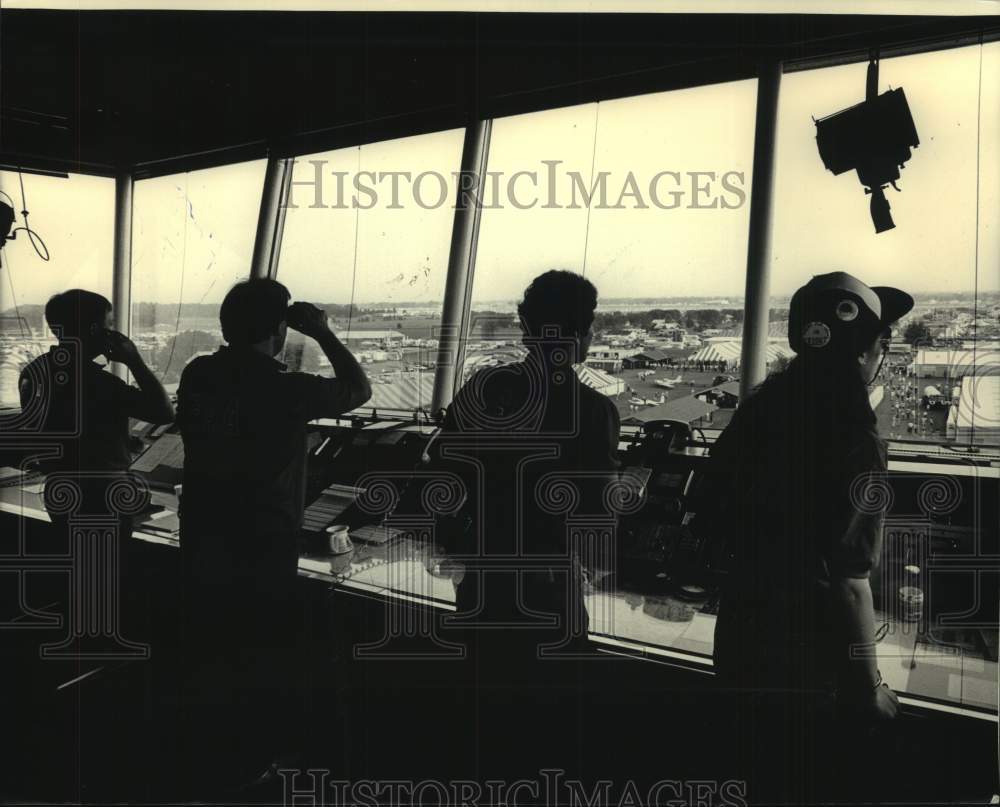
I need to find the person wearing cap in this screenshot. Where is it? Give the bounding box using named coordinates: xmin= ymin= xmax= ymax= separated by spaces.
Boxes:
xmin=699 ymin=271 xmax=913 ymax=800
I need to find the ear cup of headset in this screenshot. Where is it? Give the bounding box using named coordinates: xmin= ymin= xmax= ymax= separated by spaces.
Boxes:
xmin=789 ymin=281 xmax=882 ymax=356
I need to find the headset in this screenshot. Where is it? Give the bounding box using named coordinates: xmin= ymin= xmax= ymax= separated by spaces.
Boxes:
xmin=788 ymin=272 xmax=912 ymax=386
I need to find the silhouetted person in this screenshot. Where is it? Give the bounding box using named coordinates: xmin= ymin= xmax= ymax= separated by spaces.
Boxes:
xmin=701 ymin=272 xmax=912 ymax=803
xmin=435 ymin=271 xmax=620 ymax=687
xmin=19 ymin=289 xmax=173 ymax=619
xmin=175 ymin=278 xmax=370 ymax=780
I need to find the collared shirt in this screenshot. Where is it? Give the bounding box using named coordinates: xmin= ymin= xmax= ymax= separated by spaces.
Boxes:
xmin=703 ymin=361 xmax=887 ymax=688
xmin=18 ymin=346 xmax=143 ymax=473
xmin=176 ymin=346 xmax=355 ymax=544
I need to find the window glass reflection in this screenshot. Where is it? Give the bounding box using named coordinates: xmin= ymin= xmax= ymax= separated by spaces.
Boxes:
xmin=130 ymin=160 xmax=267 ymax=392
xmin=276 ymin=129 xmax=464 ymax=415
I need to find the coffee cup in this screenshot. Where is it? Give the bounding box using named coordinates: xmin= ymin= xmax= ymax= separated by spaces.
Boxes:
xmin=327 ymin=524 xmax=354 ymax=555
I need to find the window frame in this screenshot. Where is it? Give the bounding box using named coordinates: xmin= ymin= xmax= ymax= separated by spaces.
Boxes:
xmin=90 ymin=34 xmax=997 ymax=452
xmin=124 ymin=158 xmax=272 ymax=389
xmin=5 ymin=28 xmax=998 ymax=722
xmin=0 ymin=166 xmax=119 ymax=403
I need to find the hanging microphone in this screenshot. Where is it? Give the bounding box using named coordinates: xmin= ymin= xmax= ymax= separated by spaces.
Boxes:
xmin=421 ymin=426 xmax=442 ymax=465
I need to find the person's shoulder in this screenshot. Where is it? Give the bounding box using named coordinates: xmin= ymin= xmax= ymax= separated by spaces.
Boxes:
xmin=456 ymin=362 xmax=527 ymax=402
xmin=19 ymin=352 xmax=50 ymax=377
xmin=17 ymin=354 xmax=50 ymax=402
xmin=576 ymin=378 xmax=613 ymax=408
xmin=858 ymin=425 xmax=888 ymax=461
xmin=843 ymin=424 xmax=887 ymax=473
xmin=445 ymin=362 xmax=531 ymax=427
xmin=179 ymin=353 xmax=217 ymax=379
xmin=466 ymin=361 xmax=523 ymax=386
xmin=575 ymin=378 xmax=619 ymax=425
xmin=175 ymin=353 xmax=220 ymax=397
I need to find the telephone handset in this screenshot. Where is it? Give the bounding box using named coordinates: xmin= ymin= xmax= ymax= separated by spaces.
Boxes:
xmin=638 ymin=418 xmax=692 ymax=453
xmin=621 ymin=419 xmax=693 ymax=466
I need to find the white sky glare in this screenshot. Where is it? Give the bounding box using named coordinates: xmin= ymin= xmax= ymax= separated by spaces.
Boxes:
xmin=0 ymin=42 xmax=996 ymax=311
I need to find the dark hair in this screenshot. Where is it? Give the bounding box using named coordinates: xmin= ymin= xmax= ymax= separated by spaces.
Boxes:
xmin=517 ymin=270 xmax=598 ymax=341
xmin=44 ymin=289 xmax=112 ymax=340
xmin=220 ymin=278 xmax=290 ymax=346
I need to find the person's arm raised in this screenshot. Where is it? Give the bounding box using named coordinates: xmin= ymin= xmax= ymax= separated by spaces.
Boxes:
xmin=104 ymin=331 xmax=175 ymax=424
xmin=287 ymin=302 xmax=372 ymax=412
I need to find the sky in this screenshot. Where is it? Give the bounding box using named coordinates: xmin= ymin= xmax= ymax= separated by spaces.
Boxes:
xmin=770 ymin=42 xmax=999 ymax=299
xmin=0 ymin=171 xmax=114 ymax=310
xmin=0 ymin=41 xmax=996 ymax=318
xmin=129 ymin=159 xmax=267 ymax=313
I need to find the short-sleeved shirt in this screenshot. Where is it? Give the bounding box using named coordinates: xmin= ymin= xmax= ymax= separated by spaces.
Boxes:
xmin=176 ymin=346 xmax=356 ymax=550
xmin=436 ymin=361 xmax=621 ymax=644
xmin=18 ymin=346 xmax=145 ymax=474
xmin=703 ymin=364 xmax=887 ymax=688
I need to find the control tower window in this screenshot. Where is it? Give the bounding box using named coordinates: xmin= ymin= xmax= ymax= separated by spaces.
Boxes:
xmin=130 ymin=160 xmax=267 ymax=395
xmin=772 ymin=43 xmax=1000 ymax=449
xmin=275 ymin=128 xmax=464 ymax=417
xmin=466 ymin=79 xmax=756 ymax=428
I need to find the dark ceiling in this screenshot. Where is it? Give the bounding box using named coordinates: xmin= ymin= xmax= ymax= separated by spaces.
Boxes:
xmin=1 ymin=9 xmax=997 ymax=176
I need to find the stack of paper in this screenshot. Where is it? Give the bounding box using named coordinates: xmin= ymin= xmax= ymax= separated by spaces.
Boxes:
xmin=302 ymin=484 xmax=361 ymax=533
xmin=139 ymin=509 xmax=180 ymax=536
